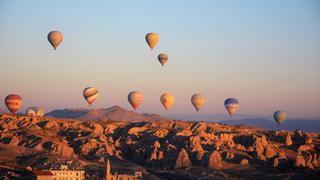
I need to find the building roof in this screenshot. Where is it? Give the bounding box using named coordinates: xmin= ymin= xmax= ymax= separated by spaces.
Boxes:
xmin=32 ymin=170 xmax=54 ymax=176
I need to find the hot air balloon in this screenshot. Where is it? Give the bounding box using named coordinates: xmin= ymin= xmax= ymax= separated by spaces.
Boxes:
xmin=47 ymin=31 xmax=63 ymax=50
xmin=128 ymin=91 xmax=143 ymax=110
xmin=145 ymin=32 xmax=159 ymax=50
xmin=191 ymin=94 xmax=206 ymax=112
xmin=273 ymin=111 xmax=286 ymax=125
xmin=83 ymin=87 xmax=99 ymax=105
xmin=224 ymin=98 xmax=239 ymax=116
xmin=160 ymin=93 xmax=174 ymax=111
xmin=26 ymin=107 xmax=45 ymax=117
xmin=5 ymin=94 xmax=23 ymax=114
xmin=158 ymin=53 xmax=168 ymax=66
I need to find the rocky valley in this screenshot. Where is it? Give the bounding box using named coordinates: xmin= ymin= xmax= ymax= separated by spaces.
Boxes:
xmin=0 ymin=106 xmax=319 ymax=179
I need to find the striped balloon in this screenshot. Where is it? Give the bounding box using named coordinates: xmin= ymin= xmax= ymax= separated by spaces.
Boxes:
xmin=5 ymin=94 xmax=23 ymax=114
xmin=26 ymin=107 xmax=45 ymax=117
xmin=224 ymin=98 xmax=239 ymax=116
xmin=158 ymin=53 xmax=168 ymax=66
xmin=83 ymin=87 xmax=99 ymax=105
xmin=128 ymin=91 xmax=143 ymax=110
xmin=191 ymin=94 xmax=206 ymax=112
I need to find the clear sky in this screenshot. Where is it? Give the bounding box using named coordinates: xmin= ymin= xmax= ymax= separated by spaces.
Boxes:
xmin=0 ymin=0 xmax=319 ymax=118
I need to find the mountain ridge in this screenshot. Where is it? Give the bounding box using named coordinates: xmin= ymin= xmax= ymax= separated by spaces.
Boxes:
xmin=46 ymin=105 xmax=171 ymax=122
xmin=46 ymin=106 xmax=320 ymax=132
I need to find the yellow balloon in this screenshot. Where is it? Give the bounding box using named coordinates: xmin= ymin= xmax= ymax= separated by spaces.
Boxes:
xmin=191 ymin=94 xmax=206 ymax=112
xmin=145 ymin=32 xmax=159 ymax=50
xmin=160 ymin=93 xmax=174 ymax=111
xmin=48 ymin=31 xmax=63 ymax=50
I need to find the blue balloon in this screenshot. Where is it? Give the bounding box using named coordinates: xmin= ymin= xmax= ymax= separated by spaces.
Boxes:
xmin=224 ymin=98 xmax=239 ymax=106
xmin=273 ymin=111 xmax=286 ymax=125
xmin=224 ymin=98 xmax=239 ymax=116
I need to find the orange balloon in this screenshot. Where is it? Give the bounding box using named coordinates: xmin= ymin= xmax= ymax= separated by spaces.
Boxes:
xmin=48 ymin=31 xmax=63 ymax=50
xmin=145 ymin=32 xmax=159 ymax=50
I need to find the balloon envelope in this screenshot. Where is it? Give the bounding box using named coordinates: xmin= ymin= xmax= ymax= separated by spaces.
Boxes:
xmin=158 ymin=53 xmax=168 ymax=66
xmin=128 ymin=91 xmax=143 ymax=110
xmin=5 ymin=94 xmax=23 ymax=114
xmin=145 ymin=32 xmax=159 ymax=50
xmin=160 ymin=93 xmax=174 ymax=111
xmin=224 ymin=98 xmax=239 ymax=116
xmin=83 ymin=87 xmax=99 ymax=105
xmin=191 ymin=94 xmax=206 ymax=112
xmin=273 ymin=111 xmax=286 ymax=125
xmin=48 ymin=31 xmax=63 ymax=50
xmin=26 ymin=107 xmax=45 ymax=117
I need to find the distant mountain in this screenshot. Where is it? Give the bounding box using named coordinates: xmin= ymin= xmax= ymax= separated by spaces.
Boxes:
xmin=170 ymin=114 xmax=269 ymax=121
xmin=216 ymin=118 xmax=320 ymax=132
xmin=40 ymin=108 xmax=320 ymax=132
xmin=170 ymin=114 xmax=320 ymax=132
xmin=46 ymin=105 xmax=171 ymax=122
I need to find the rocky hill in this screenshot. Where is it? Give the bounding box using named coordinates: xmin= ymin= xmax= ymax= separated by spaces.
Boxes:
xmin=46 ymin=106 xmax=171 ymax=122
xmin=0 ymin=111 xmax=319 ymax=179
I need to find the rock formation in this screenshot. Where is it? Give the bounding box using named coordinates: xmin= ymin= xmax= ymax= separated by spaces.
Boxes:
xmin=285 ymin=133 xmax=293 ymax=146
xmin=0 ymin=112 xmax=319 ymax=178
xmin=208 ymin=151 xmax=223 ymax=169
xmin=174 ymin=148 xmax=192 ymax=169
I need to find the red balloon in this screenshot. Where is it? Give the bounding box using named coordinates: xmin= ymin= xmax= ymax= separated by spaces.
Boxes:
xmin=5 ymin=94 xmax=23 ymax=114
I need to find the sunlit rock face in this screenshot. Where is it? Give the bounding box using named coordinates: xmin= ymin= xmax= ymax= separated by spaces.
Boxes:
xmin=0 ymin=110 xmax=320 ymax=179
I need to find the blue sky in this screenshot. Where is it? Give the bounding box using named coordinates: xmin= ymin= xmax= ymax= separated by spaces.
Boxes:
xmin=0 ymin=0 xmax=319 ymax=118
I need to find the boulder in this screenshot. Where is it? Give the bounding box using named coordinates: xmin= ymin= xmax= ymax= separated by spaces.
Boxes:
xmin=285 ymin=133 xmax=292 ymax=146
xmin=235 ymin=144 xmax=246 ymax=151
xmin=278 ymin=151 xmax=287 ymax=159
xmin=92 ymin=123 xmax=104 ymax=135
xmin=305 ymin=135 xmax=313 ymax=144
xmin=311 ymin=153 xmax=319 ymax=168
xmin=44 ymin=120 xmax=59 ymax=129
xmin=127 ymin=126 xmax=148 ymax=136
xmin=294 ymin=153 xmax=306 ymax=167
xmin=305 ymin=154 xmax=314 ymax=170
xmin=208 ymin=151 xmax=223 ymax=169
xmin=224 ymin=151 xmax=235 ymax=160
xmin=153 ymin=129 xmax=169 ymax=138
xmin=264 ymin=145 xmax=276 ymax=159
xmin=8 ymin=136 xmax=20 ymax=146
xmin=149 ymin=149 xmax=158 ymax=161
xmin=240 ymin=159 xmax=249 ymax=166
xmin=174 ymin=148 xmax=192 ymax=169
xmin=273 ymin=152 xmax=288 ymax=168
xmin=252 ymin=136 xmax=266 ymax=161
xmin=176 ymin=130 xmax=193 ymax=137
xmin=294 ymin=129 xmax=305 ymax=144
xmin=158 ymin=151 xmax=164 ymax=160
xmin=297 ymin=145 xmax=313 ymax=152
xmin=190 ymin=122 xmax=207 ymax=133
xmin=154 ymin=141 xmax=161 ymax=149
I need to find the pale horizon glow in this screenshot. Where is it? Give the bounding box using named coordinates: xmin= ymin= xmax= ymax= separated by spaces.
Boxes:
xmin=0 ymin=0 xmax=320 ymax=118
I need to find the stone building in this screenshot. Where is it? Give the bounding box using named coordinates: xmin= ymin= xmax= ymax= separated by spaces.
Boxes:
xmin=106 ymin=159 xmax=142 ymax=180
xmin=50 ymin=164 xmax=85 ymax=180
xmin=31 ymin=171 xmax=54 ymax=180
